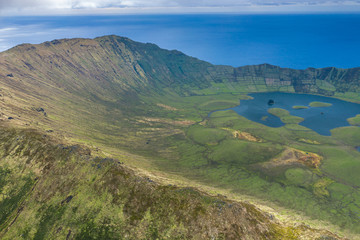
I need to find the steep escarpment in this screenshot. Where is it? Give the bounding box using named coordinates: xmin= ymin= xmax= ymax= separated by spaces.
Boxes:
xmin=232 ymin=64 xmax=360 ymax=95
xmin=1 ymin=35 xmax=359 ymax=100
xmin=0 ymin=35 xmax=217 ymax=99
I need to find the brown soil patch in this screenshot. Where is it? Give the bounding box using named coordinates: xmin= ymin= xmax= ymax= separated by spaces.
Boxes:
xmin=141 ymin=117 xmax=195 ymax=126
xmin=156 ymin=103 xmax=179 ymax=111
xmin=298 ymin=138 xmax=320 ymax=145
xmin=233 ymin=130 xmax=262 ymax=142
xmin=271 ymin=147 xmax=322 ymax=168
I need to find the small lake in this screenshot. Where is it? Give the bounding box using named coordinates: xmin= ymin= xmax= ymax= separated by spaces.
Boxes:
xmin=228 ymin=92 xmax=360 ymax=136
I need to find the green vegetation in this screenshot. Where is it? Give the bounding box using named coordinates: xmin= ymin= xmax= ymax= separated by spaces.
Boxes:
xmin=348 ymin=114 xmax=360 ymax=126
xmin=268 ymin=108 xmax=304 ymax=124
xmin=292 ymin=105 xmax=309 ymax=109
xmin=1 ymin=35 xmax=360 ymax=238
xmin=0 ymin=127 xmax=331 ymax=240
xmin=163 ymin=109 xmax=360 ymax=235
xmin=331 ymin=126 xmax=360 ymax=146
xmin=187 ymin=125 xmax=229 ymax=145
xmin=285 ymin=168 xmax=314 ymax=187
xmin=316 ymin=79 xmax=336 ymax=92
xmin=309 ymin=102 xmax=332 ymax=107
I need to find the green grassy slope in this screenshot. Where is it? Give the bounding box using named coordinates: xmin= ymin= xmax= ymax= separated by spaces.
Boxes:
xmin=0 ymin=125 xmax=340 ymax=240
xmin=0 ymin=35 xmax=359 ymax=238
xmin=169 ymin=110 xmax=360 ymax=235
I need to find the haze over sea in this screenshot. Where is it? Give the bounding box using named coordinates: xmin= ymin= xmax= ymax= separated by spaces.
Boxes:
xmin=1 ymin=14 xmax=359 ymax=69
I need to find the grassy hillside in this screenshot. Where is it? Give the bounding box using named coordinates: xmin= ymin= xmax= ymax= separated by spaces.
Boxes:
xmin=0 ymin=35 xmax=359 ymax=238
xmin=1 ymin=125 xmax=338 ymax=240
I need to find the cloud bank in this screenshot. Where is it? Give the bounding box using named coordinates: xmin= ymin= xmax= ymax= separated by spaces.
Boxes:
xmin=1 ymin=0 xmax=360 ymax=14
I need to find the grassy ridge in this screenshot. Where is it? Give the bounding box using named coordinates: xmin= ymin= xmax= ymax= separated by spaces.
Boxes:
xmin=0 ymin=126 xmax=339 ymax=240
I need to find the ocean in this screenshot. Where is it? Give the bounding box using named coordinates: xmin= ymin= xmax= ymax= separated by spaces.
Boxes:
xmin=1 ymin=14 xmax=359 ymax=69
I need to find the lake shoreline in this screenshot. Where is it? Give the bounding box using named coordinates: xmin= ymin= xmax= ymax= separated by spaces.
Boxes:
xmin=224 ymin=92 xmax=360 ymax=136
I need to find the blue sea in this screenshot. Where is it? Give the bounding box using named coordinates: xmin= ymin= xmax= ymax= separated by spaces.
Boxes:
xmin=1 ymin=14 xmax=360 ymax=69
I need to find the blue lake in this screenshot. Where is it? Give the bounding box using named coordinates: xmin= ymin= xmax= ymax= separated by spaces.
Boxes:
xmin=229 ymin=92 xmax=360 ymax=136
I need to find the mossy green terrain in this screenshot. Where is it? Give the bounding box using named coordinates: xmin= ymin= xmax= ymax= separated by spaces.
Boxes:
xmin=309 ymin=102 xmax=332 ymax=107
xmin=292 ymin=105 xmax=309 ymax=109
xmin=1 ymin=126 xmax=328 ymax=240
xmin=268 ymin=108 xmax=304 ymax=124
xmin=348 ymin=114 xmax=360 ymax=126
xmin=164 ymin=110 xmax=360 ymax=236
xmin=0 ymin=35 xmax=360 ymax=238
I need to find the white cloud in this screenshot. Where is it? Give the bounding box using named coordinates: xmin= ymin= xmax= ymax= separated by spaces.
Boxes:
xmin=0 ymin=27 xmax=18 ymax=33
xmin=69 ymin=0 xmax=360 ymax=8
xmin=72 ymin=0 xmax=118 ymax=8
xmin=0 ymin=0 xmax=71 ymax=10
xmin=0 ymin=0 xmax=359 ymax=14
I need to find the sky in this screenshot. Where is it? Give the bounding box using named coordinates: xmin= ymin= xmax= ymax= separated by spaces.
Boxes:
xmin=1 ymin=0 xmax=360 ymax=15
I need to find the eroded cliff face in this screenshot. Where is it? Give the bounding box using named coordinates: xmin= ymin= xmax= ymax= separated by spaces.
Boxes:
xmin=232 ymin=64 xmax=360 ymax=95
xmin=1 ymin=35 xmax=359 ymax=101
